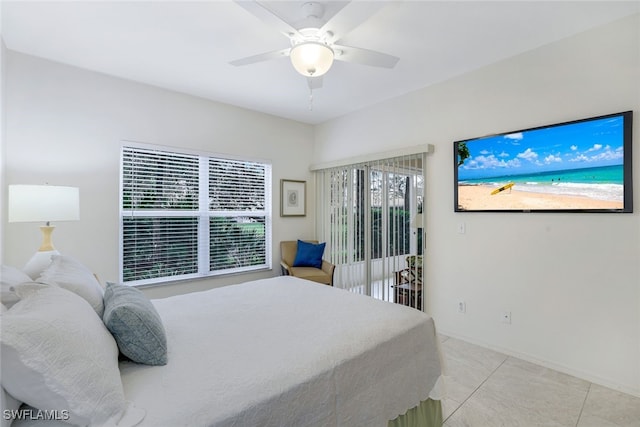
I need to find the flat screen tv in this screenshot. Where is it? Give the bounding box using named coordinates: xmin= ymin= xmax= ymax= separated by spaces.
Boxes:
xmin=454 ymin=111 xmax=633 ymax=213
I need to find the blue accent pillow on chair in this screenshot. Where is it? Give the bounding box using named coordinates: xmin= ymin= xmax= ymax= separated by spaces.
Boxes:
xmin=293 ymin=240 xmax=326 ymax=269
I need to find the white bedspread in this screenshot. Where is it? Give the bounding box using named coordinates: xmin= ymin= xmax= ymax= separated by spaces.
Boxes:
xmin=120 ymin=276 xmax=442 ymax=427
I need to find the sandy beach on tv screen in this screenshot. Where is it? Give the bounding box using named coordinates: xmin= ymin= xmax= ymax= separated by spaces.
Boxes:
xmin=457 ymin=185 xmax=623 ymax=211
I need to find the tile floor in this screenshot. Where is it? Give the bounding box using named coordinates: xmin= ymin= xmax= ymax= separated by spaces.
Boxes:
xmin=439 ymin=335 xmax=640 ymax=427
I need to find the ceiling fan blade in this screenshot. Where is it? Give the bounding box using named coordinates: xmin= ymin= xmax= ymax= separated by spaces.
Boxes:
xmin=234 ymin=0 xmax=302 ymax=39
xmin=333 ymin=44 xmax=399 ymax=68
xmin=229 ymin=48 xmax=290 ymax=66
xmin=320 ymin=1 xmax=389 ymax=44
xmin=307 ymin=76 xmax=323 ymax=90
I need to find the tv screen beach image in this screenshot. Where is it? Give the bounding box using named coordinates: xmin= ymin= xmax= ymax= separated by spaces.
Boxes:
xmin=456 ymin=114 xmax=627 ymax=211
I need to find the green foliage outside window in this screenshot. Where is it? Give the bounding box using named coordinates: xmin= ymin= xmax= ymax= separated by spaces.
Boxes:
xmin=122 ymin=217 xmax=198 ymax=282
xmin=331 ymin=207 xmax=411 ymax=264
xmin=210 ymin=217 xmax=266 ymax=270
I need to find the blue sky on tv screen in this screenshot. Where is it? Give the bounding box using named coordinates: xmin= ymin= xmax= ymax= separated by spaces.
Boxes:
xmin=457 ymin=116 xmax=624 ymax=181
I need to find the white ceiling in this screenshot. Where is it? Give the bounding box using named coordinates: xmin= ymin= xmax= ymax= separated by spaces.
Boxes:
xmin=2 ymin=1 xmax=639 ymax=125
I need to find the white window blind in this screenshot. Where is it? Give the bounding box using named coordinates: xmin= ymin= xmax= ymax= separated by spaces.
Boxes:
xmin=120 ymin=144 xmax=271 ymax=286
xmin=208 ymin=158 xmax=269 ymax=272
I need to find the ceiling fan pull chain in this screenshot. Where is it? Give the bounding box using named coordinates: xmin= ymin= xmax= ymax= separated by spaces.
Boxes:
xmin=308 ymin=87 xmax=314 ymax=111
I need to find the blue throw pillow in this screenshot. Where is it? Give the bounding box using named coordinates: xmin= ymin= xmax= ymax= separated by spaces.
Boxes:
xmin=293 ymin=240 xmax=326 ymax=269
xmin=103 ymin=282 xmax=167 ymax=366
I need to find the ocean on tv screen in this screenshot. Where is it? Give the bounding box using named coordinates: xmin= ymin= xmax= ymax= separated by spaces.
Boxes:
xmin=455 ymin=112 xmax=631 ymax=211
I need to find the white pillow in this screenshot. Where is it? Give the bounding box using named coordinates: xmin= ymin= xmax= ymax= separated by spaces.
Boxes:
xmin=1 ymin=265 xmax=32 ymax=308
xmin=1 ymin=388 xmax=21 ymax=427
xmin=37 ymin=255 xmax=104 ymax=317
xmin=0 ymin=284 xmax=126 ymax=426
xmin=22 ymin=251 xmax=56 ymax=280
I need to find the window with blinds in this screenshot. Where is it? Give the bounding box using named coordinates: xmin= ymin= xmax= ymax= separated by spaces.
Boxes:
xmin=120 ymin=144 xmax=271 ymax=286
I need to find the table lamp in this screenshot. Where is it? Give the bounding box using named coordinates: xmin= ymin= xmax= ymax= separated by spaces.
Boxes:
xmin=8 ymin=185 xmax=80 ymax=278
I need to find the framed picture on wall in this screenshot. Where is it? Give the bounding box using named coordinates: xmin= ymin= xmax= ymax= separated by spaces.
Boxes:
xmin=281 ymin=179 xmax=306 ymax=217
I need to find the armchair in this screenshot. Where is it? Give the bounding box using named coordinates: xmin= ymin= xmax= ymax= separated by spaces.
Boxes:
xmin=280 ymin=240 xmax=335 ymax=286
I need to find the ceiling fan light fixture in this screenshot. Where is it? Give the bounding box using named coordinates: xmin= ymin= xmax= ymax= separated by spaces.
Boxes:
xmin=290 ymin=41 xmax=334 ymax=77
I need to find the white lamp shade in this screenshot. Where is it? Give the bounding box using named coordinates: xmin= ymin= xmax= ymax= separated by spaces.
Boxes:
xmin=290 ymin=42 xmax=334 ymax=77
xmin=8 ymin=185 xmax=80 ymax=223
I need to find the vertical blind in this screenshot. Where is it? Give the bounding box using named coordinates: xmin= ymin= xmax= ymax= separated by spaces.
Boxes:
xmin=120 ymin=144 xmax=271 ymax=286
xmin=315 ymin=152 xmax=425 ymax=309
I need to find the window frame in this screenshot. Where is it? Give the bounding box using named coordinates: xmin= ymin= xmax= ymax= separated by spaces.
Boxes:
xmin=119 ymin=141 xmax=272 ymax=287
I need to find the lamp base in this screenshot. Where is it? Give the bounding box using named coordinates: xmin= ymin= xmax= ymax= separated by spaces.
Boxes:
xmin=23 ymin=250 xmax=59 ymax=279
xmin=38 ymin=225 xmax=56 ymax=251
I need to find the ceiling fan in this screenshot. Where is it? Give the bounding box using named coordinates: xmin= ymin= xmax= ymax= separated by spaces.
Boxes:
xmin=230 ymin=1 xmax=399 ymax=89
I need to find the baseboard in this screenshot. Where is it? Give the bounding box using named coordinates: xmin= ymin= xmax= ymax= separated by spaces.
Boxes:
xmin=438 ymin=329 xmax=640 ymax=399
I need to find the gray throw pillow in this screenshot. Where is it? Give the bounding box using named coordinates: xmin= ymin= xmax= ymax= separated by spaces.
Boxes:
xmin=103 ymin=282 xmax=167 ymax=366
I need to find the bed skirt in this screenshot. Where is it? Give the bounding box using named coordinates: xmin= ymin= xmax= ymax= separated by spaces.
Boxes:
xmin=388 ymin=399 xmax=443 ymax=427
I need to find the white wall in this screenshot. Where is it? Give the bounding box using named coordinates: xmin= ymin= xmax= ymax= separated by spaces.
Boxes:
xmin=315 ymin=15 xmax=640 ymax=396
xmin=1 ymin=39 xmax=6 ymax=263
xmin=3 ymin=51 xmax=316 ymax=299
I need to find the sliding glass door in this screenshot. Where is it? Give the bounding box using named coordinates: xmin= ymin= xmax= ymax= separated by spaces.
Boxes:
xmin=315 ymin=153 xmax=426 ymax=310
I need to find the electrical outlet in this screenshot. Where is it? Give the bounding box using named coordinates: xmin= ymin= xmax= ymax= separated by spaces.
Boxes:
xmin=457 ymin=301 xmax=466 ymax=314
xmin=501 ymin=311 xmax=511 ymax=324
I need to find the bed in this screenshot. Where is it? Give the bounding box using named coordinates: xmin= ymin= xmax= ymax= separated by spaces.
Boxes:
xmin=1 ymin=259 xmax=443 ymax=427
